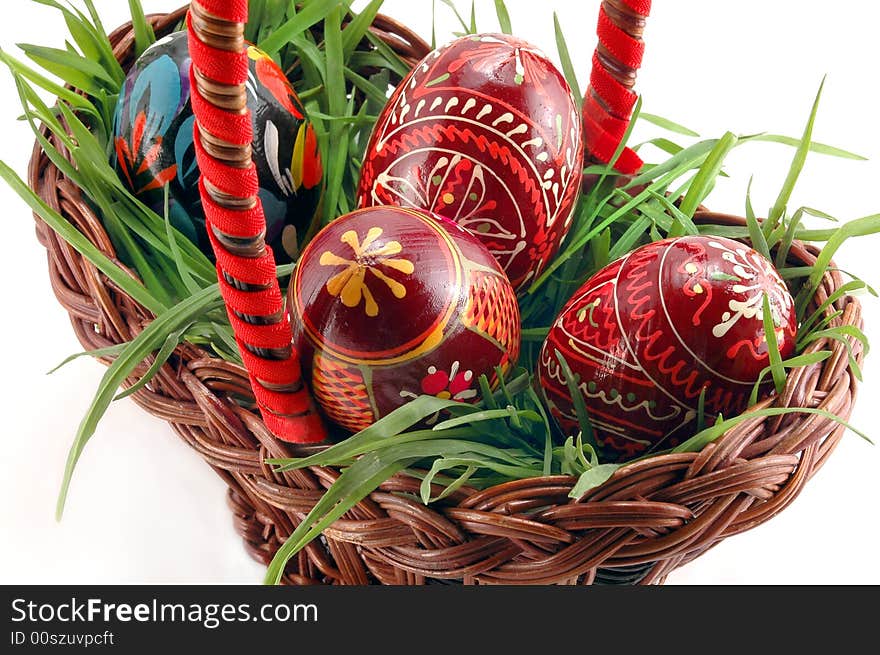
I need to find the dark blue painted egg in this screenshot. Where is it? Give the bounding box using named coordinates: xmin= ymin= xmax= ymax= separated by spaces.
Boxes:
xmin=113 ymin=31 xmax=324 ymax=262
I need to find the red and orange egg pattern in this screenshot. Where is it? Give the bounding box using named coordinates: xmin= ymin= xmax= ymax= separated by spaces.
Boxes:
xmin=289 ymin=206 xmax=521 ymax=432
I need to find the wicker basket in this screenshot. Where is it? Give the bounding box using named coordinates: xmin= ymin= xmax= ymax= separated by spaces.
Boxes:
xmin=26 ymin=4 xmax=865 ymax=585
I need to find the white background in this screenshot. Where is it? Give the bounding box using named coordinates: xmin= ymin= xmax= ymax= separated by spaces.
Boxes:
xmin=0 ymin=0 xmax=878 ymax=585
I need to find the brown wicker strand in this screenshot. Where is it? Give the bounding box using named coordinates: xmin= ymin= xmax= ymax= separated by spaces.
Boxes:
xmin=189 ymin=0 xmax=292 ymax=365
xmin=596 ymin=0 xmax=647 ymax=89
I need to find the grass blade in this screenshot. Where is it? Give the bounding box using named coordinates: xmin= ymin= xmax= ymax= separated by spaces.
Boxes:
xmin=127 ymin=0 xmax=156 ymax=57
xmin=341 ymin=0 xmax=384 ymax=60
xmin=799 ymin=280 xmax=868 ymax=337
xmin=745 ymin=177 xmax=771 ymax=261
xmin=432 ymin=407 xmax=541 ymax=431
xmin=162 ymin=188 xmax=203 ymax=296
xmin=554 ymin=349 xmax=599 ymax=451
xmin=0 ymin=46 xmax=104 ymax=117
xmin=648 ymin=190 xmax=699 ymax=236
xmin=634 ymin=137 xmax=684 ymax=156
xmin=80 ymin=0 xmax=110 ymax=43
xmin=520 ymin=386 xmax=554 ymax=476
xmin=264 ymin=451 xmax=416 ymax=584
xmin=494 ymin=0 xmax=512 ymax=34
xmin=258 ymin=0 xmax=342 ymax=56
xmin=749 ymin=134 xmax=866 ymax=160
xmin=440 ymin=0 xmax=469 ymax=34
xmin=269 ymin=397 xmax=477 ymax=471
xmin=776 ymin=207 xmax=836 ymax=269
xmin=569 ymin=463 xmax=620 ymax=499
xmin=363 ymin=31 xmax=410 ymax=78
xmin=431 ymin=0 xmax=436 ymax=49
xmin=47 ymin=344 xmax=128 ymax=374
xmin=18 ymin=43 xmax=115 ymax=91
xmin=639 ymin=112 xmax=699 ymax=137
xmin=420 ymin=461 xmax=478 ymax=503
xmin=798 ymin=213 xmax=880 ymax=315
xmin=768 ymin=77 xmax=824 ymax=224
xmin=113 ymin=328 xmax=187 ymax=400
xmin=55 ymin=284 xmax=225 ymax=519
xmin=607 ymin=214 xmax=650 ymax=260
xmin=762 ymin=294 xmax=786 ymax=395
xmin=343 ymin=67 xmax=388 ymax=107
xmin=679 ymin=131 xmax=738 ymax=217
xmin=673 ymin=406 xmax=872 ymax=454
xmin=696 ymin=386 xmax=708 ymax=433
xmin=800 ymin=326 xmax=869 ymax=381
xmin=552 ymin=12 xmax=580 ymax=101
xmin=628 ymin=138 xmax=718 ymax=188
xmin=322 ymin=7 xmax=350 ymax=221
xmin=748 ymin=351 xmax=833 ymax=407
xmin=0 ymin=162 xmax=165 ymax=315
xmin=16 ymin=0 xmax=124 ymax=123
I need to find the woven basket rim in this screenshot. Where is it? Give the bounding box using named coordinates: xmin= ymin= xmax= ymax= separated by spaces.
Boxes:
xmin=25 ymin=4 xmax=865 ymax=585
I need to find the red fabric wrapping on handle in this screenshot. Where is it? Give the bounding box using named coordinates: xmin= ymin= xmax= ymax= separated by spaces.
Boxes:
xmin=619 ymin=0 xmax=652 ymax=15
xmin=227 ymin=313 xmax=293 ymax=350
xmin=192 ymin=134 xmax=260 ymax=197
xmin=263 ymin=411 xmax=326 ymax=445
xmin=186 ymin=31 xmax=250 ymax=86
xmin=187 ymin=1 xmax=326 ymax=444
xmin=583 ymin=0 xmax=651 ymax=175
xmin=583 ymin=109 xmax=644 ymax=175
xmin=589 ymin=51 xmax=638 ymax=120
xmin=200 ymin=182 xmax=269 ymax=238
xmin=239 ymin=347 xmax=301 ymax=387
xmin=196 ymin=0 xmax=249 ymax=23
xmin=218 ymin=274 xmax=285 ymax=316
xmin=204 ymin=228 xmax=283 ymax=287
xmin=597 ymin=5 xmax=645 ymax=69
xmin=189 ymin=79 xmax=252 ymax=145
xmin=583 ymin=88 xmax=631 ymax=141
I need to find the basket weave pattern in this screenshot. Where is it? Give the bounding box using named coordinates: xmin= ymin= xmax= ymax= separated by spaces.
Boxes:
xmin=27 ymin=8 xmax=864 ymax=585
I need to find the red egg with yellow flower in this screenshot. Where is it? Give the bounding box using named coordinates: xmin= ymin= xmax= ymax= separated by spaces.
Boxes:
xmin=289 ymin=206 xmax=521 ymax=432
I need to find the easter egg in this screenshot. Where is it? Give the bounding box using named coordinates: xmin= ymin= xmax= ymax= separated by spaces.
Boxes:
xmin=357 ymin=33 xmax=584 ymax=292
xmin=113 ymin=31 xmax=323 ymax=262
xmin=537 ymin=235 xmax=797 ymax=461
xmin=289 ymin=206 xmax=521 ymax=433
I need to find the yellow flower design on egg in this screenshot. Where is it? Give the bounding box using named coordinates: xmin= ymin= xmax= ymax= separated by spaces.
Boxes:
xmin=319 ymin=227 xmax=414 ymax=317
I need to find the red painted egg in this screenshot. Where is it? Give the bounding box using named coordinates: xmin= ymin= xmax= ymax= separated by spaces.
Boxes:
xmin=289 ymin=206 xmax=521 ymax=432
xmin=537 ymin=235 xmax=797 ymax=461
xmin=357 ymin=33 xmax=584 ymax=292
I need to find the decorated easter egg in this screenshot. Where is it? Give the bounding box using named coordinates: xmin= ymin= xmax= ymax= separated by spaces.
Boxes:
xmin=113 ymin=31 xmax=323 ymax=262
xmin=357 ymin=33 xmax=584 ymax=292
xmin=289 ymin=206 xmax=521 ymax=433
xmin=537 ymin=235 xmax=797 ymax=461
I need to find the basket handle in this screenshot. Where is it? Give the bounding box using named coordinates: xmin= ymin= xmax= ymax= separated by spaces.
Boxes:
xmin=182 ymin=0 xmax=648 ymax=442
xmin=583 ymin=0 xmax=651 ymax=175
xmin=187 ymin=0 xmax=326 ymax=443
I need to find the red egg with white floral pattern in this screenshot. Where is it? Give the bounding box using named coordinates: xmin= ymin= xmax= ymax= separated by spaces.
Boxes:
xmin=537 ymin=235 xmax=797 ymax=461
xmin=289 ymin=206 xmax=521 ymax=432
xmin=357 ymin=33 xmax=583 ymax=292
